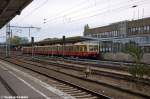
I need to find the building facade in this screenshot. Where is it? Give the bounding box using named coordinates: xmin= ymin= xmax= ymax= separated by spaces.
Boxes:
xmin=84 ymin=17 xmax=150 ymax=53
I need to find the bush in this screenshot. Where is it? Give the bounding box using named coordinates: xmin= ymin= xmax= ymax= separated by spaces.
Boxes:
xmin=129 ymin=64 xmax=150 ymax=78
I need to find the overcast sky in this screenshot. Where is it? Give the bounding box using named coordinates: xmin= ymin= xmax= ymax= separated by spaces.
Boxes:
xmin=1 ymin=0 xmax=150 ymax=41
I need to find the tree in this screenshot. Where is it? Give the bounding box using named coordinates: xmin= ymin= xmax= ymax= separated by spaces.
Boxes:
xmin=83 ymin=24 xmax=90 ymax=35
xmin=123 ymin=42 xmax=149 ymax=78
xmin=21 ymin=37 xmax=29 ymax=44
xmin=124 ymin=42 xmax=143 ymax=63
xmin=10 ymin=36 xmax=29 ymax=45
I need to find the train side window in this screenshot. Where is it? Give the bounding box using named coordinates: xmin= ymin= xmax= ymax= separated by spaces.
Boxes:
xmin=73 ymin=46 xmax=75 ymax=51
xmin=84 ymin=46 xmax=87 ymax=51
xmin=57 ymin=46 xmax=59 ymax=51
xmin=45 ymin=47 xmax=47 ymax=51
xmin=89 ymin=45 xmax=93 ymax=51
xmin=76 ymin=45 xmax=79 ymax=52
xmin=80 ymin=46 xmax=83 ymax=52
xmin=81 ymin=46 xmax=84 ymax=51
xmin=82 ymin=46 xmax=85 ymax=51
xmin=94 ymin=45 xmax=98 ymax=51
xmin=74 ymin=45 xmax=77 ymax=52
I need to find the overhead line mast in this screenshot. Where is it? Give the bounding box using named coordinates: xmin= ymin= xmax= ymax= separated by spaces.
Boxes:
xmin=9 ymin=25 xmax=40 ymax=37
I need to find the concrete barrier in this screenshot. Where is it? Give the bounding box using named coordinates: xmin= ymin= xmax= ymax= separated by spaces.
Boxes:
xmin=103 ymin=53 xmax=150 ymax=64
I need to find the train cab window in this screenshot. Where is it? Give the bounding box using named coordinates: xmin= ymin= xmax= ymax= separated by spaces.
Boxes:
xmin=79 ymin=46 xmax=83 ymax=52
xmin=89 ymin=45 xmax=98 ymax=51
xmin=89 ymin=45 xmax=94 ymax=51
xmin=83 ymin=46 xmax=87 ymax=51
xmin=80 ymin=46 xmax=86 ymax=52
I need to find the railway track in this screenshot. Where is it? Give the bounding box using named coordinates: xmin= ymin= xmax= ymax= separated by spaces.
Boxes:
xmin=23 ymin=56 xmax=150 ymax=85
xmin=0 ymin=57 xmax=110 ymax=99
xmin=1 ymin=56 xmax=150 ymax=99
xmin=28 ymin=55 xmax=129 ymax=71
xmin=44 ymin=78 xmax=99 ymax=99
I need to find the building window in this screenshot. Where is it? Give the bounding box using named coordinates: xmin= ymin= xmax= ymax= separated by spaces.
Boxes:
xmin=144 ymin=26 xmax=147 ymax=31
xmin=147 ymin=26 xmax=150 ymax=32
xmin=128 ymin=28 xmax=131 ymax=33
xmin=115 ymin=31 xmax=117 ymax=37
xmin=112 ymin=31 xmax=114 ymax=37
xmin=112 ymin=31 xmax=115 ymax=37
xmin=98 ymin=34 xmax=100 ymax=38
xmin=133 ymin=27 xmax=135 ymax=32
xmin=135 ymin=27 xmax=138 ymax=33
xmin=141 ymin=26 xmax=144 ymax=33
xmin=110 ymin=31 xmax=112 ymax=37
xmin=138 ymin=27 xmax=140 ymax=33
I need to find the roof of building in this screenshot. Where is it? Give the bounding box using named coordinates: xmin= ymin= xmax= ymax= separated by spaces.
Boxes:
xmin=0 ymin=0 xmax=33 ymax=29
xmin=84 ymin=17 xmax=150 ymax=35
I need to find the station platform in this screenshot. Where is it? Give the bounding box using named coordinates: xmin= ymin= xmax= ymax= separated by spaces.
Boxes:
xmin=0 ymin=60 xmax=74 ymax=99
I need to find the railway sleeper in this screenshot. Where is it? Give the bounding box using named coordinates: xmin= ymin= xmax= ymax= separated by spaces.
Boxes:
xmin=62 ymin=88 xmax=81 ymax=92
xmin=65 ymin=90 xmax=82 ymax=93
xmin=69 ymin=92 xmax=87 ymax=96
xmin=54 ymin=84 xmax=69 ymax=87
xmin=74 ymin=94 xmax=93 ymax=98
xmin=56 ymin=86 xmax=75 ymax=90
xmin=51 ymin=82 xmax=66 ymax=85
xmin=56 ymin=85 xmax=74 ymax=88
xmin=82 ymin=96 xmax=99 ymax=99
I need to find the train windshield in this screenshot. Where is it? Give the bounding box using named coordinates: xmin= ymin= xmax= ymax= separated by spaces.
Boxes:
xmin=89 ymin=45 xmax=98 ymax=51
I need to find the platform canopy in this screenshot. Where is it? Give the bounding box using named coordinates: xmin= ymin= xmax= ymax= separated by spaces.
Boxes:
xmin=0 ymin=0 xmax=33 ymax=29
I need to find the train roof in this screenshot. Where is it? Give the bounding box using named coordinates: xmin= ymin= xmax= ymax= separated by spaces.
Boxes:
xmin=19 ymin=36 xmax=94 ymax=47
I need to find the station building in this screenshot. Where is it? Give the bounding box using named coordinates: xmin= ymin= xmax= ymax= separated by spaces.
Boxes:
xmin=84 ymin=17 xmax=150 ymax=53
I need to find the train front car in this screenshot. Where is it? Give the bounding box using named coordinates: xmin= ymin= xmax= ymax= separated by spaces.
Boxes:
xmin=85 ymin=43 xmax=100 ymax=59
xmin=72 ymin=42 xmax=100 ymax=59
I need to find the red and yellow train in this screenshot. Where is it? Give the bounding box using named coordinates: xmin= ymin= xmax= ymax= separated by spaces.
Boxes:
xmin=22 ymin=42 xmax=100 ymax=59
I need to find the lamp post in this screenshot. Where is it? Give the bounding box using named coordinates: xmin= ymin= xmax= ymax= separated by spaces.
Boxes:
xmin=132 ymin=5 xmax=138 ymax=20
xmin=6 ymin=23 xmax=11 ymax=58
xmin=62 ymin=36 xmax=65 ymax=58
xmin=31 ymin=37 xmax=34 ymax=59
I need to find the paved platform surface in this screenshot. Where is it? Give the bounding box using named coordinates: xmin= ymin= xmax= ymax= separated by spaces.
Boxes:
xmin=0 ymin=60 xmax=75 ymax=99
xmin=0 ymin=80 xmax=11 ymax=96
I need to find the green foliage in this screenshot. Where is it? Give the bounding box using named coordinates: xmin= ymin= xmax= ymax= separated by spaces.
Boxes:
xmin=128 ymin=65 xmax=137 ymax=77
xmin=123 ymin=42 xmax=149 ymax=78
xmin=143 ymin=65 xmax=150 ymax=77
xmin=123 ymin=42 xmax=143 ymax=63
xmin=10 ymin=36 xmax=29 ymax=45
xmin=83 ymin=24 xmax=90 ymax=34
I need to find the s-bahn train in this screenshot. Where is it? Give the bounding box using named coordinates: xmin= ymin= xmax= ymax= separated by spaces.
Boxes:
xmin=22 ymin=42 xmax=100 ymax=59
